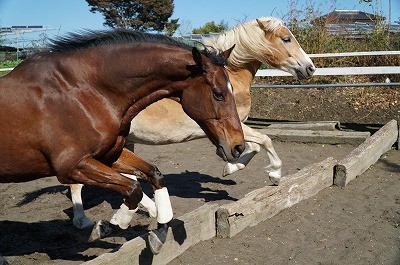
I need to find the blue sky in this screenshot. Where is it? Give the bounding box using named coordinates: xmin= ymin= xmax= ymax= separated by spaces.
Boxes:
xmin=0 ymin=0 xmax=399 ymax=47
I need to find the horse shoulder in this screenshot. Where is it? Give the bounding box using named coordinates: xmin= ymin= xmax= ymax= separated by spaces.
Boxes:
xmin=228 ymin=71 xmax=252 ymax=121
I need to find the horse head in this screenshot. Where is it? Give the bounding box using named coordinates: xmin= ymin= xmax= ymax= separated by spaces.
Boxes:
xmin=177 ymin=46 xmax=245 ymax=163
xmin=253 ymin=17 xmax=316 ymax=79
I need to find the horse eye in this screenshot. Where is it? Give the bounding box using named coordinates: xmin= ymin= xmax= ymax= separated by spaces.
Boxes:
xmin=213 ymin=91 xmax=225 ymax=101
xmin=282 ymin=37 xmax=291 ymax=43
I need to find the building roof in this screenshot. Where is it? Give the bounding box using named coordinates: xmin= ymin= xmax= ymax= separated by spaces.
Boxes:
xmin=318 ymin=10 xmax=385 ymax=23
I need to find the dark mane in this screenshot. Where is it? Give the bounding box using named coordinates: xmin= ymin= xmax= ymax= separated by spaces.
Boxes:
xmin=45 ymin=29 xmax=226 ymax=66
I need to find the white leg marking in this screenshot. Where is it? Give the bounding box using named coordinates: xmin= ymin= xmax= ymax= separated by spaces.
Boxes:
xmin=154 ymin=187 xmax=173 ymax=224
xmin=241 ymin=124 xmax=282 ymax=181
xmin=121 ymin=173 xmax=138 ymax=181
xmin=71 ymin=184 xmax=95 ymax=229
xmin=141 ymin=194 xmax=157 ymax=218
xmin=110 ymin=203 xmax=138 ymax=229
xmin=121 ymin=173 xmax=156 ymax=216
xmin=223 ymin=141 xmax=256 ymax=176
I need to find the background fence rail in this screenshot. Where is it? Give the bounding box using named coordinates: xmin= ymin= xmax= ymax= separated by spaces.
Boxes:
xmin=253 ymin=50 xmax=400 ymax=89
xmin=256 ymin=50 xmax=400 ymax=77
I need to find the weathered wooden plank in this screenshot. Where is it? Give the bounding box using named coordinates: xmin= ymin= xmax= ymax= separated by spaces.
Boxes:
xmin=84 ymin=203 xmax=219 ymax=265
xmin=258 ymin=128 xmax=370 ymax=145
xmin=334 ymin=120 xmax=398 ymax=187
xmin=216 ymin=157 xmax=337 ymax=238
xmin=267 ymin=121 xmax=340 ymax=131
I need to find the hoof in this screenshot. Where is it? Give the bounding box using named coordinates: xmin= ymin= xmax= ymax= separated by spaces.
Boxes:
xmin=148 ymin=231 xmax=164 ymax=255
xmin=268 ymin=169 xmax=282 ymax=186
xmin=0 ymin=255 xmax=9 ymax=265
xmin=89 ymin=220 xmax=120 ymax=242
xmin=73 ymin=216 xmax=95 ymax=230
xmin=148 ymin=223 xmax=168 ymax=255
xmin=223 ymin=162 xmax=245 ymax=176
xmin=269 ymin=176 xmax=281 ymax=186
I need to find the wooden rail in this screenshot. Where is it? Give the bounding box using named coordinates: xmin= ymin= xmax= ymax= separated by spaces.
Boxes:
xmin=256 ymin=66 xmax=400 ymax=77
xmin=256 ymin=50 xmax=400 ymax=77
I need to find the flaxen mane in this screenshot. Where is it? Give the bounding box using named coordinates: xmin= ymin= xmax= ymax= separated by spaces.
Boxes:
xmin=202 ymin=17 xmax=284 ymax=69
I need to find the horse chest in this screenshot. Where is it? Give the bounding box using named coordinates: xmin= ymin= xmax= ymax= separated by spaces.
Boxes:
xmin=234 ymin=90 xmax=252 ymax=121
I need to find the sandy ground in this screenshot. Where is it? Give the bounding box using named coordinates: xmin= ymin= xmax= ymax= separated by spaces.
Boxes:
xmin=0 ymin=137 xmax=398 ymax=264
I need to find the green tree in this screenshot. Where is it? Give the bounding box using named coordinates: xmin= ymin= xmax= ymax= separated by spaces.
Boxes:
xmin=165 ymin=18 xmax=180 ymax=36
xmin=86 ymin=0 xmax=178 ymax=34
xmin=359 ymin=0 xmax=373 ymax=3
xmin=192 ymin=20 xmax=228 ymax=34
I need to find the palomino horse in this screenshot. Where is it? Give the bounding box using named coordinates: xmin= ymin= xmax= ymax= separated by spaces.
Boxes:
xmin=71 ymin=17 xmax=316 ymax=235
xmin=0 ymin=30 xmax=245 ymax=255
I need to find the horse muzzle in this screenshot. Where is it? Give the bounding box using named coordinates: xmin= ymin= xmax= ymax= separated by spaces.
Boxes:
xmin=295 ymin=63 xmax=316 ymax=80
xmin=216 ymin=143 xmax=244 ymax=163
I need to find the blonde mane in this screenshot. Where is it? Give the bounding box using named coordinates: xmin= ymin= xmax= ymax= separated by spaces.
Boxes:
xmin=202 ymin=17 xmax=284 ymax=70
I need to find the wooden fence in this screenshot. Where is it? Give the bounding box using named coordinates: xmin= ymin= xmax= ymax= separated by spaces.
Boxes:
xmin=254 ymin=50 xmax=400 ymax=89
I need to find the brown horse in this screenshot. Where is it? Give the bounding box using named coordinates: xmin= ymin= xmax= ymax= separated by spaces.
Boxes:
xmin=71 ymin=17 xmax=315 ymax=235
xmin=0 ymin=30 xmax=244 ymax=254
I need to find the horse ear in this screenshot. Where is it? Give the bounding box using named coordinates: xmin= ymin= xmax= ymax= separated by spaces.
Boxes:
xmin=256 ymin=18 xmax=270 ymax=30
xmin=222 ymin=44 xmax=235 ymax=60
xmin=192 ymin=47 xmax=203 ymax=70
xmin=187 ymin=47 xmax=205 ymax=75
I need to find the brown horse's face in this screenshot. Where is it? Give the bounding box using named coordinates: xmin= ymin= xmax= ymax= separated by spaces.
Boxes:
xmin=180 ymin=49 xmax=245 ymax=163
xmin=256 ymin=19 xmax=315 ymax=79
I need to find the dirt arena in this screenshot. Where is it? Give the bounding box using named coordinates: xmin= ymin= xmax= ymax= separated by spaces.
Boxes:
xmin=0 ymin=135 xmax=399 ymax=264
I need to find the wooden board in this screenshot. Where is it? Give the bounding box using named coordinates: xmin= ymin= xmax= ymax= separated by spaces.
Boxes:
xmin=334 ymin=120 xmax=398 ymax=187
xmin=258 ymin=128 xmax=370 ymax=145
xmin=216 ymin=157 xmax=337 ymax=238
xmin=267 ymin=121 xmax=340 ymax=131
xmin=84 ymin=203 xmax=219 ymax=265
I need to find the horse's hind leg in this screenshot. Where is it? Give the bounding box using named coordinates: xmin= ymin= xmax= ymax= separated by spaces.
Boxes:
xmin=70 ymin=184 xmax=95 ymax=229
xmin=110 ymin=148 xmax=172 ymax=254
xmin=223 ymin=123 xmax=282 ymax=185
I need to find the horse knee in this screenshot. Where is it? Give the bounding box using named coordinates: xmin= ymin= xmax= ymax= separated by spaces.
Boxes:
xmin=124 ymin=181 xmax=143 ymax=209
xmin=246 ymin=141 xmax=261 ymax=153
xmin=149 ymin=165 xmax=165 ymax=189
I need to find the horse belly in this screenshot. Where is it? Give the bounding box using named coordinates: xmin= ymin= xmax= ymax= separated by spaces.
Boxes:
xmin=0 ymin=148 xmax=52 ymax=183
xmin=127 ymin=99 xmax=205 ymax=145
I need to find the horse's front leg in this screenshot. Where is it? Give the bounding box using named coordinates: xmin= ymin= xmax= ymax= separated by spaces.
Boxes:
xmin=110 ymin=148 xmax=172 ymax=254
xmin=223 ymin=123 xmax=282 ymax=185
xmin=69 ymin=179 xmax=156 ymax=230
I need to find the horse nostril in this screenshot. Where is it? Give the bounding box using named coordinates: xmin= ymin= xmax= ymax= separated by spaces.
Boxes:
xmin=307 ymin=65 xmax=316 ymax=76
xmin=232 ymin=144 xmax=244 ymax=158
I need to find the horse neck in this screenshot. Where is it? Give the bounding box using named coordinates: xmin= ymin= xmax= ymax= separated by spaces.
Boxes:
xmin=204 ymin=32 xmax=262 ymax=95
xmin=92 ymin=45 xmax=191 ymax=129
xmin=226 ymin=60 xmax=261 ymax=95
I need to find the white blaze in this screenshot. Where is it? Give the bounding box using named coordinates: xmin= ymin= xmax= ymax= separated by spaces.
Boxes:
xmin=227 ymin=81 xmax=233 ymax=94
